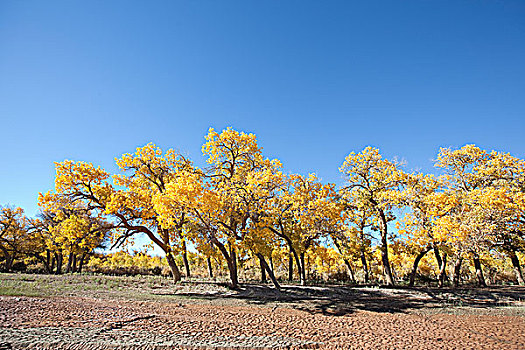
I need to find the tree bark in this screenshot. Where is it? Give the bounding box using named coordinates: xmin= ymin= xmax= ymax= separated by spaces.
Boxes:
xmin=300 ymin=252 xmax=306 ymax=285
xmin=434 ymin=247 xmax=442 ymax=271
xmin=259 ymin=255 xmax=267 ymax=283
xmin=288 ymin=253 xmax=293 ymax=282
xmin=72 ymin=254 xmax=77 ymax=273
xmin=4 ymin=255 xmax=13 ymax=271
xmin=332 ymin=237 xmax=355 ymax=283
xmin=45 ymin=250 xmax=52 ymax=273
xmin=56 ymin=252 xmax=63 ymax=275
xmin=207 ymin=257 xmax=214 ymax=278
xmin=231 ymin=245 xmax=238 ymax=286
xmin=256 ymin=253 xmax=280 ymax=289
xmin=438 ymin=254 xmax=447 ymax=288
xmin=409 ymin=248 xmax=430 ymax=287
xmin=65 ymin=251 xmax=74 ymax=273
xmin=360 ymin=250 xmax=369 ymax=283
xmin=182 ymin=241 xmax=191 ymax=278
xmin=452 ymin=257 xmax=462 ymax=288
xmin=508 ymin=250 xmax=524 ymax=286
xmin=77 ymin=253 xmax=86 ymax=273
xmin=377 ymin=209 xmax=395 ymax=286
xmin=6 ymin=256 xmax=13 ymax=271
xmin=211 ymin=238 xmax=238 ymax=288
xmin=166 ymin=252 xmax=181 ymax=283
xmin=0 ymin=246 xmax=12 ymax=271
xmin=434 ymin=247 xmax=449 ymax=283
xmin=51 ymin=255 xmax=56 ymax=273
xmin=343 ymin=259 xmax=356 ymax=283
xmin=473 ymin=255 xmax=487 ymax=287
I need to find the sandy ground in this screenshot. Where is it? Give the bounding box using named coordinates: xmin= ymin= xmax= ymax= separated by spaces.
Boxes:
xmin=0 ymin=275 xmax=524 ymax=349
xmin=1 ymin=294 xmax=524 ymax=349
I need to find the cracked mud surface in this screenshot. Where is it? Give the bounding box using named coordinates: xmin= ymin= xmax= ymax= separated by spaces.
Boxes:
xmin=0 ymin=274 xmax=524 ymax=349
xmin=1 ymin=295 xmax=524 ymax=349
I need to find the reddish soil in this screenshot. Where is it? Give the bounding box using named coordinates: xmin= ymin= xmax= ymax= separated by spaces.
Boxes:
xmin=1 ymin=295 xmax=523 ymax=349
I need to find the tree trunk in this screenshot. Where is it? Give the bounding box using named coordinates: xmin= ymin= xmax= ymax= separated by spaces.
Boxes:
xmin=256 ymin=253 xmax=280 ymax=290
xmin=51 ymin=255 xmax=56 ymax=273
xmin=508 ymin=250 xmax=524 ymax=286
xmin=55 ymin=251 xmax=63 ymax=275
xmin=4 ymin=255 xmax=13 ymax=271
xmin=300 ymin=252 xmax=306 ymax=285
xmin=207 ymin=257 xmax=214 ymax=278
xmin=360 ymin=250 xmax=369 ymax=283
xmin=438 ymin=254 xmax=447 ymax=288
xmin=434 ymin=247 xmax=449 ymax=283
xmin=434 ymin=247 xmax=443 ymax=271
xmin=77 ymin=253 xmax=86 ymax=273
xmin=230 ymin=245 xmax=238 ymax=287
xmin=343 ymin=259 xmax=356 ymax=283
xmin=332 ymin=237 xmax=355 ymax=283
xmin=473 ymin=255 xmax=487 ymax=287
xmin=66 ymin=251 xmax=74 ymax=273
xmin=72 ymin=254 xmax=77 ymax=273
xmin=452 ymin=257 xmax=462 ymax=288
xmin=56 ymin=253 xmax=63 ymax=274
xmin=259 ymin=255 xmax=267 ymax=283
xmin=409 ymin=248 xmax=430 ymax=287
xmin=211 ymin=238 xmax=238 ymax=288
xmin=45 ymin=250 xmax=52 ymax=273
xmin=0 ymin=246 xmax=13 ymax=271
xmin=166 ymin=252 xmax=181 ymax=283
xmin=182 ymin=241 xmax=191 ymax=278
xmin=288 ymin=253 xmax=293 ymax=282
xmin=378 ymin=209 xmax=395 ymax=286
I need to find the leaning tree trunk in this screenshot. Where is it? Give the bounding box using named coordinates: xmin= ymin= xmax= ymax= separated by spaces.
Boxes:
xmin=182 ymin=241 xmax=191 ymax=278
xmin=378 ymin=209 xmax=395 ymax=286
xmin=259 ymin=255 xmax=267 ymax=283
xmin=409 ymin=248 xmax=431 ymax=287
xmin=438 ymin=254 xmax=447 ymax=288
xmin=360 ymin=250 xmax=369 ymax=283
xmin=281 ymin=237 xmax=303 ymax=285
xmin=211 ymin=238 xmax=239 ymax=288
xmin=207 ymin=257 xmax=214 ymax=278
xmin=165 ymin=251 xmax=182 ymax=283
xmin=452 ymin=257 xmax=462 ymax=288
xmin=472 ymin=254 xmax=487 ymax=287
xmin=508 ymin=250 xmax=525 ymax=286
xmin=288 ymin=253 xmax=293 ymax=282
xmin=256 ymin=253 xmax=280 ymax=290
xmin=343 ymin=259 xmax=356 ymax=283
xmin=333 ymin=237 xmax=356 ymax=283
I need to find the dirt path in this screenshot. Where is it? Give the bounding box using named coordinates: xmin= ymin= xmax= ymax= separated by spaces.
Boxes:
xmin=1 ymin=295 xmax=524 ymax=350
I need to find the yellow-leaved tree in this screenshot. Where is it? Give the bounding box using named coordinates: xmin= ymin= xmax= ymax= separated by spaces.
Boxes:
xmin=0 ymin=206 xmax=30 ymax=271
xmin=434 ymin=145 xmax=525 ymax=286
xmin=340 ymin=147 xmax=406 ymax=286
xmin=156 ymin=128 xmax=283 ymax=288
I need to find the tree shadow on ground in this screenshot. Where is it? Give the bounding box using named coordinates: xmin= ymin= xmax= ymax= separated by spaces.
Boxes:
xmin=169 ymin=283 xmax=525 ymax=316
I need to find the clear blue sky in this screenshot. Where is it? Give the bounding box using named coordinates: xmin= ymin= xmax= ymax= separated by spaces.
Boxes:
xmin=1 ymin=0 xmax=524 ymax=219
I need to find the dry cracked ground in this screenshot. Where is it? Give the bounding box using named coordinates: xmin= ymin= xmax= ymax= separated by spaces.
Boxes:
xmin=0 ymin=274 xmax=524 ymax=349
